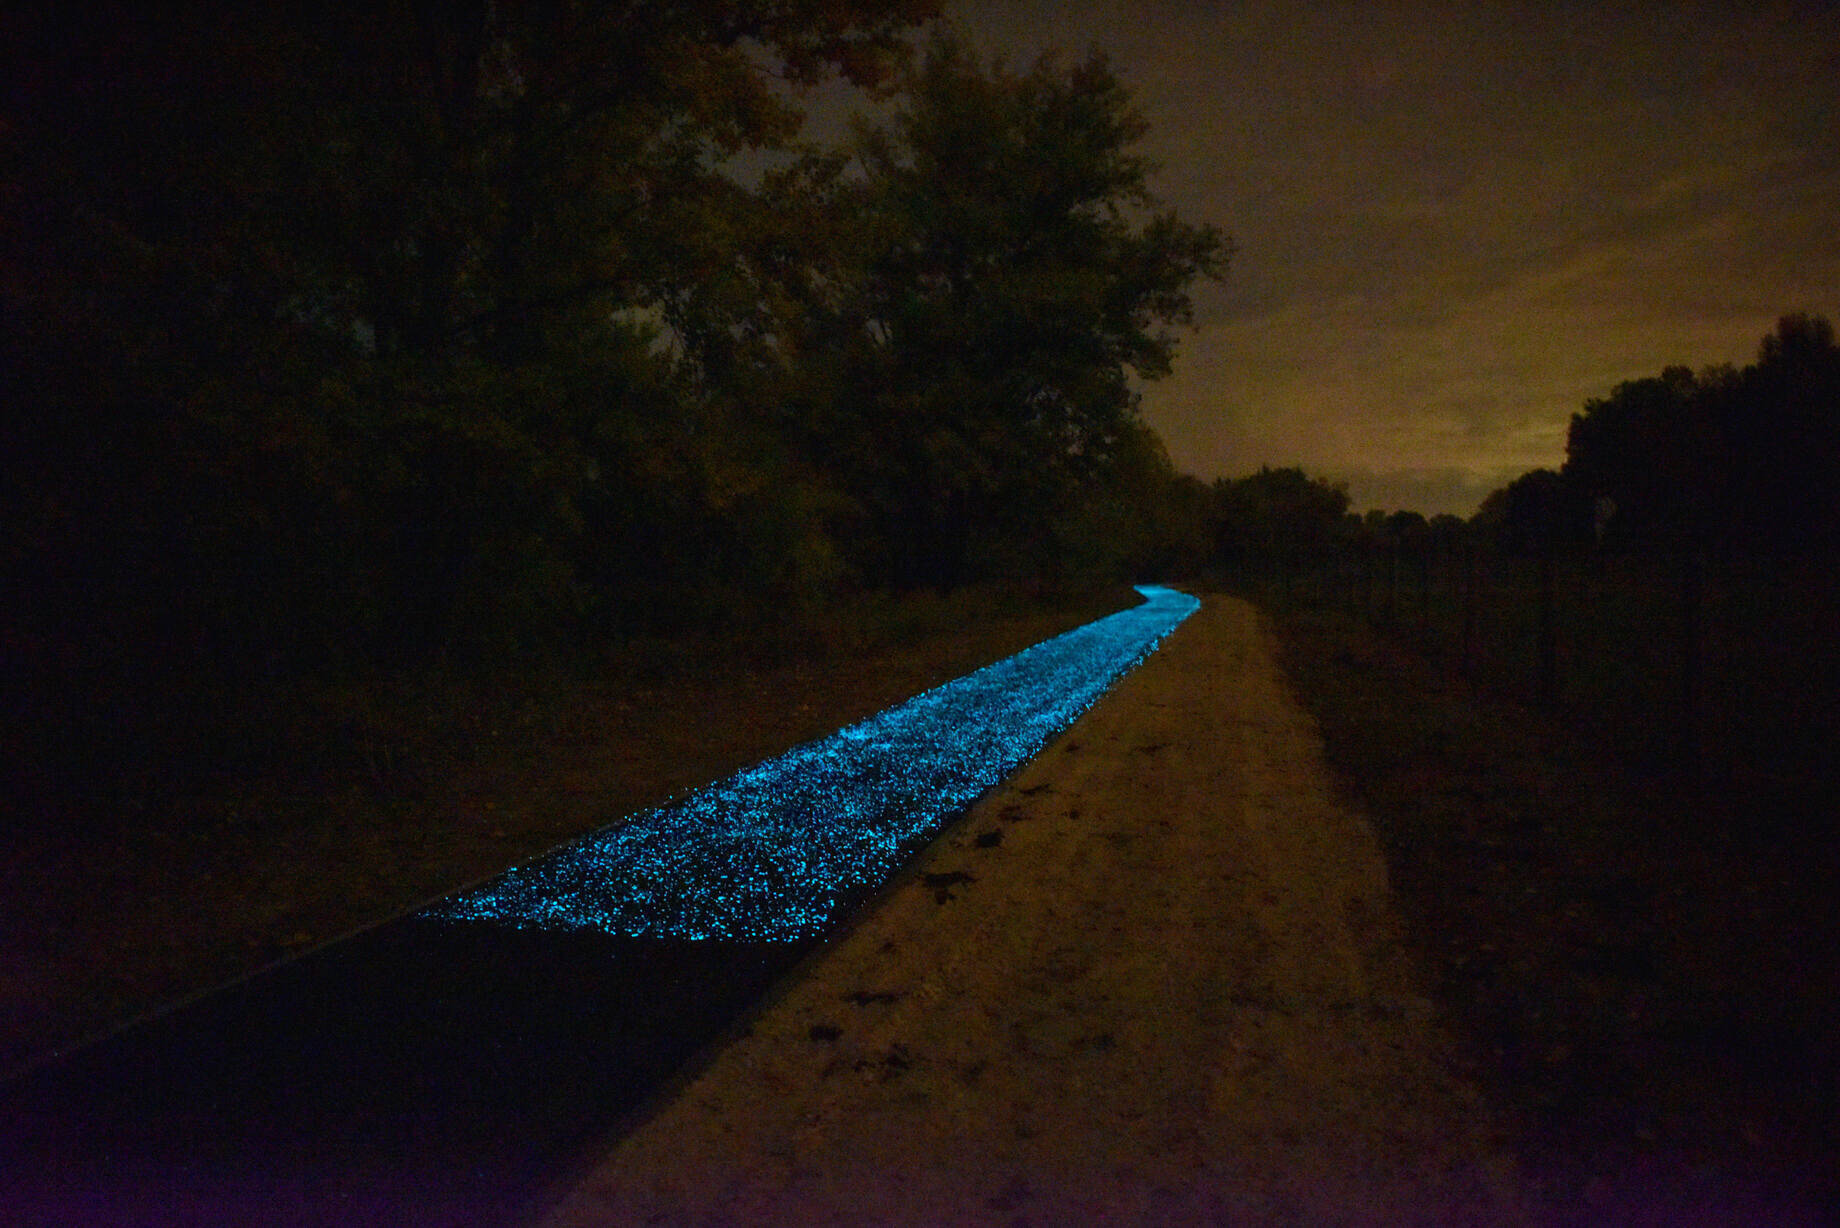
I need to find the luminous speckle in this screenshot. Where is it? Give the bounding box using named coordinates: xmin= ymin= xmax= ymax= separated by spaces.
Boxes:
xmin=421 ymin=585 xmax=1199 ymax=943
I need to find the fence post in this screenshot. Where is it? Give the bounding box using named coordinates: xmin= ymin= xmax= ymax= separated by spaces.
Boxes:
xmin=1679 ymin=547 xmax=1701 ymax=771
xmin=1384 ymin=543 xmax=1398 ymax=626
xmin=1537 ymin=547 xmax=1558 ymax=708
xmin=1460 ymin=540 xmax=1477 ymax=680
xmin=1418 ymin=548 xmax=1431 ymax=639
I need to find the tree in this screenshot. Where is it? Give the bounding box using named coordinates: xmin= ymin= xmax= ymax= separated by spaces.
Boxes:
xmin=1050 ymin=424 xmax=1212 ymax=589
xmin=0 ymin=1 xmax=945 ymax=660
xmin=1473 ymin=469 xmax=1590 ymax=555
xmin=0 ymin=1 xmax=944 ymax=801
xmin=1561 ymin=313 xmax=1840 ymax=553
xmin=1726 ymin=313 xmax=1840 ymax=551
xmin=1210 ymin=467 xmax=1349 ymax=584
xmin=828 ymin=34 xmax=1228 ymax=588
xmin=1563 ymin=365 xmax=1724 ymax=547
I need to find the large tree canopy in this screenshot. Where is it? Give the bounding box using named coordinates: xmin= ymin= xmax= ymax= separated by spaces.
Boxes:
xmin=3 ymin=7 xmax=1229 ymax=801
xmin=1562 ymin=314 xmax=1840 ymax=551
xmin=829 ymin=36 xmax=1229 ymax=588
xmin=1 ymin=0 xmax=944 ymax=659
xmin=1211 ymin=466 xmax=1351 ymax=571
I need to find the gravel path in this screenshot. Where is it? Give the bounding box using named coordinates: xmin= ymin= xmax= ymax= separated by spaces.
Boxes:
xmin=539 ymin=596 xmax=1530 ymax=1226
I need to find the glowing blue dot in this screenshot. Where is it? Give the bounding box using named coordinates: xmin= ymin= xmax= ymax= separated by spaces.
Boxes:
xmin=421 ymin=586 xmax=1199 ymax=942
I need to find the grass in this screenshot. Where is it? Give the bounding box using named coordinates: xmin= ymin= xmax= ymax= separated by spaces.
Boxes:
xmin=1296 ymin=549 xmax=1840 ymax=783
xmin=0 ymin=584 xmax=1138 ymax=1080
xmin=1268 ymin=600 xmax=1839 ymax=1217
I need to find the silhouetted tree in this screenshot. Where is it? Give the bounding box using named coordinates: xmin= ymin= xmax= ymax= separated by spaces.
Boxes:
xmin=1473 ymin=468 xmax=1590 ymax=555
xmin=1211 ymin=467 xmax=1349 ymax=586
xmin=1054 ymin=426 xmax=1213 ymax=587
xmin=831 ymin=34 xmax=1229 ymax=589
xmin=1562 ymin=313 xmax=1840 ymax=554
xmin=0 ymin=0 xmax=944 ymax=801
xmin=1563 ymin=365 xmax=1725 ymax=547
xmin=1 ymin=1 xmax=943 ymax=652
xmin=1427 ymin=513 xmax=1467 ymax=545
xmin=1726 ymin=313 xmax=1840 ymax=552
xmin=1384 ymin=510 xmax=1430 ymax=550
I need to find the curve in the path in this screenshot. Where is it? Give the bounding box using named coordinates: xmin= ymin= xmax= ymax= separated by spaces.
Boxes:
xmin=0 ymin=585 xmax=1196 ymax=1228
xmin=425 ymin=584 xmax=1199 ymax=942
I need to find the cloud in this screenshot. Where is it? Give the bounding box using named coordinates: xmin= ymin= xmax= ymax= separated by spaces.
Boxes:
xmin=1333 ymin=465 xmax=1524 ymax=519
xmin=949 ymin=0 xmax=1840 ymax=507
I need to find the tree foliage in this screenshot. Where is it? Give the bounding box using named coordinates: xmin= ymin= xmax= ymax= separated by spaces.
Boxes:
xmin=826 ymin=35 xmax=1228 ymax=588
xmin=3 ymin=1 xmax=948 ymax=663
xmin=1210 ymin=467 xmax=1350 ymax=576
xmin=1561 ymin=314 xmax=1840 ymax=552
xmin=3 ymin=6 xmax=1229 ymax=800
xmin=1472 ymin=468 xmax=1592 ymax=555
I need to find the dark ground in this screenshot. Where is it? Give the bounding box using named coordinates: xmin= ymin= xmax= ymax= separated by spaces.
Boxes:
xmin=6 ymin=588 xmax=1835 ymax=1223
xmin=1271 ymin=604 xmax=1840 ymax=1222
xmin=1 ymin=917 xmax=817 ymax=1227
xmin=0 ymin=587 xmax=1135 ymax=1082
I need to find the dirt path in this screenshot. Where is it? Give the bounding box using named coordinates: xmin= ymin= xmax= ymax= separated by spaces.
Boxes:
xmin=539 ymin=596 xmax=1529 ymax=1226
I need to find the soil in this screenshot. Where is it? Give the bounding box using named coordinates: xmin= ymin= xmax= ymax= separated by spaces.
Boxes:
xmin=538 ymin=596 xmax=1532 ymax=1225
xmin=1272 ymin=604 xmax=1840 ymax=1223
xmin=0 ymin=590 xmax=1133 ymax=1080
xmin=10 ymin=587 xmax=1832 ymax=1223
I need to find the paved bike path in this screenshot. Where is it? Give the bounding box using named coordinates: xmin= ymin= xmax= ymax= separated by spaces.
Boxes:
xmin=541 ymin=596 xmax=1530 ymax=1226
xmin=0 ymin=592 xmax=1195 ymax=1227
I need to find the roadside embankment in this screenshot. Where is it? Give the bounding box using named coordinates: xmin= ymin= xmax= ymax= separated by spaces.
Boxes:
xmin=541 ymin=596 xmax=1529 ymax=1226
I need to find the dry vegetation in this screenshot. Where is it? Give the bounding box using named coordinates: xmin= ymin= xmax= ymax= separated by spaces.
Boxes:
xmin=0 ymin=587 xmax=1133 ymax=1080
xmin=1272 ymin=604 xmax=1839 ymax=1220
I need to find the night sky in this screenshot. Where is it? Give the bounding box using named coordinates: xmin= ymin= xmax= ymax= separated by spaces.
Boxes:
xmin=948 ymin=0 xmax=1840 ymax=514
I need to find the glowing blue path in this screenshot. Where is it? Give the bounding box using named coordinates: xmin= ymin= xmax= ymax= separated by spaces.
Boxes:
xmin=424 ymin=585 xmax=1199 ymax=943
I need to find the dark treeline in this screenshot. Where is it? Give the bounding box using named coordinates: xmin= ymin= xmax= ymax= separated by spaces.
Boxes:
xmin=1208 ymin=312 xmax=1840 ymax=569
xmin=2 ymin=4 xmax=1227 ymax=804
xmin=1475 ymin=312 xmax=1840 ymax=782
xmin=1490 ymin=311 xmax=1840 ymax=556
xmin=1206 ymin=464 xmax=1466 ymax=600
xmin=1262 ymin=325 xmax=1840 ymax=1210
xmin=1210 ymin=314 xmax=1840 ymax=787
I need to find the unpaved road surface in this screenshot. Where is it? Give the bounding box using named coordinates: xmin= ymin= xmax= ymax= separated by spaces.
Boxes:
xmin=541 ymin=596 xmax=1530 ymax=1226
